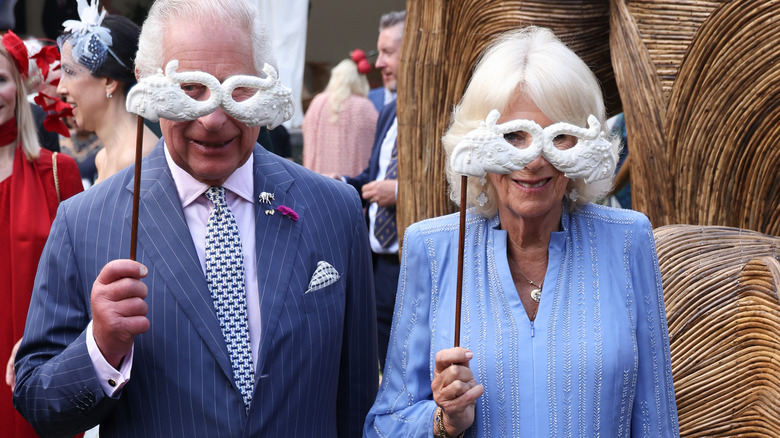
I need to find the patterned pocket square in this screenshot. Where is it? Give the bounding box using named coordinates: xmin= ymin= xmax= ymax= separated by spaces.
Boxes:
xmin=306 ymin=261 xmax=340 ymax=293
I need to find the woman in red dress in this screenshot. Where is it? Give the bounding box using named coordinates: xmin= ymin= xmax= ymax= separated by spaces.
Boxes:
xmin=1 ymin=32 xmax=83 ymax=438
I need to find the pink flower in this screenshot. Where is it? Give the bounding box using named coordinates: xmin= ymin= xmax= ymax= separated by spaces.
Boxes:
xmin=276 ymin=205 xmax=298 ymax=221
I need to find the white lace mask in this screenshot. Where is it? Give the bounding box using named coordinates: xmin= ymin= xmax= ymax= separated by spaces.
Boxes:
xmin=125 ymin=60 xmax=294 ymax=129
xmin=450 ymin=109 xmax=616 ymax=183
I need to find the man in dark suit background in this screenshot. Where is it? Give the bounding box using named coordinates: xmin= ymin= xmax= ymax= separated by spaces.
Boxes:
xmin=13 ymin=0 xmax=378 ymax=436
xmin=366 ymin=12 xmax=403 ymax=112
xmin=338 ymin=10 xmax=405 ymax=371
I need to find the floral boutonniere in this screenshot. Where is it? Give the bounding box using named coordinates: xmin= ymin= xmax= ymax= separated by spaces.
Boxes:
xmin=259 ymin=191 xmax=298 ymax=221
xmin=275 ymin=205 xmax=299 ymax=221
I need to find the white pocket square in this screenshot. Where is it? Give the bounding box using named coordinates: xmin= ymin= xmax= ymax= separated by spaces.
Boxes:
xmin=306 ymin=261 xmax=340 ymax=293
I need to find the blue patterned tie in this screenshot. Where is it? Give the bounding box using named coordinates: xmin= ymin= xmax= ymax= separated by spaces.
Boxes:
xmin=204 ymin=186 xmax=254 ymax=410
xmin=374 ymin=142 xmax=397 ymax=248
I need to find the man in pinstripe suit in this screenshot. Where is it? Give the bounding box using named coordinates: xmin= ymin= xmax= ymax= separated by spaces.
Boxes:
xmin=13 ymin=1 xmax=378 ymax=436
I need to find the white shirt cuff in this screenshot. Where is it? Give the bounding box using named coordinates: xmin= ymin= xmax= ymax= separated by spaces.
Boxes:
xmin=86 ymin=321 xmax=133 ymax=398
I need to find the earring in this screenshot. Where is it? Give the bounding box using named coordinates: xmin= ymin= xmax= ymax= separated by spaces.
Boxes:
xmin=567 ymin=187 xmax=580 ymax=203
xmin=106 ymin=92 xmax=113 ymax=99
xmin=476 ymin=177 xmax=488 ymax=207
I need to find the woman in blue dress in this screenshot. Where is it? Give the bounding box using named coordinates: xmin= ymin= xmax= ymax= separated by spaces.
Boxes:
xmin=364 ymin=27 xmax=679 ymax=437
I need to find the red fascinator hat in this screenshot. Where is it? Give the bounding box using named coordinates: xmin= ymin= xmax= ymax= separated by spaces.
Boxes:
xmin=1 ymin=31 xmax=72 ymax=137
xmin=2 ymin=31 xmax=29 ymax=78
xmin=350 ymin=49 xmax=372 ymax=75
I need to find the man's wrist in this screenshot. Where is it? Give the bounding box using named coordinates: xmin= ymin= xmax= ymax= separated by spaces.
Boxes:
xmin=87 ymin=321 xmax=132 ymax=397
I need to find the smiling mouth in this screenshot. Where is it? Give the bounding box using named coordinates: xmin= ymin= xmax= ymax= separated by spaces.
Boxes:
xmin=516 ymin=178 xmax=550 ymax=188
xmin=194 ymin=140 xmax=230 ymax=148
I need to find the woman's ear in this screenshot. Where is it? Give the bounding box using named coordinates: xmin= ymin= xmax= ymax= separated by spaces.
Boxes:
xmin=104 ymin=77 xmax=120 ymax=97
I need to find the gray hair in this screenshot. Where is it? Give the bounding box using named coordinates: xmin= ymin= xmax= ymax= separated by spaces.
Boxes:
xmin=379 ymin=10 xmax=405 ymax=36
xmin=442 ymin=26 xmax=620 ymax=217
xmin=135 ymin=0 xmax=276 ymax=79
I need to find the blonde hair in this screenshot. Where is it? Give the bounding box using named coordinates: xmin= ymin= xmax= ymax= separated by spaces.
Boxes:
xmin=1 ymin=46 xmax=41 ymax=160
xmin=442 ymin=26 xmax=620 ymax=217
xmin=324 ymin=59 xmax=369 ymax=123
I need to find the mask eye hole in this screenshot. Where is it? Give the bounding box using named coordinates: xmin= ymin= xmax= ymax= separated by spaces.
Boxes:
xmin=553 ymin=134 xmax=577 ymax=150
xmin=231 ymin=86 xmax=260 ymax=102
xmin=503 ymin=130 xmax=533 ymax=149
xmin=180 ymin=83 xmax=211 ymax=101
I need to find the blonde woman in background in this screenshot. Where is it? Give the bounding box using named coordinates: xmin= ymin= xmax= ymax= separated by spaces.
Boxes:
xmin=302 ymin=52 xmax=378 ymax=176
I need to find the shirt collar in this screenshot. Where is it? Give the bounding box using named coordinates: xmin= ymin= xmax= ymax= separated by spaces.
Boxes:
xmin=384 ymin=88 xmax=396 ymax=105
xmin=163 ymin=142 xmax=255 ymax=207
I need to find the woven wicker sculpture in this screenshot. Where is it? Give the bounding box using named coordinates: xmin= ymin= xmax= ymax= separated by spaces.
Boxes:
xmin=396 ymin=0 xmax=618 ymax=240
xmin=611 ymin=0 xmax=780 ymax=235
xmin=655 ymin=224 xmax=780 ymax=436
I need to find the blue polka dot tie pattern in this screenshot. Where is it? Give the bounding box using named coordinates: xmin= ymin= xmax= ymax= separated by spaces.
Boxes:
xmin=204 ymin=186 xmax=254 ymax=410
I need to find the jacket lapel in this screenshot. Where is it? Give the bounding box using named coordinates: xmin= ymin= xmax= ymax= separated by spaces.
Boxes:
xmin=251 ymin=148 xmax=304 ymax=377
xmin=125 ymin=144 xmax=234 ymax=383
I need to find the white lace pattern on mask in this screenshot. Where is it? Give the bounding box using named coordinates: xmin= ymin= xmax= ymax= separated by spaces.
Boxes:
xmin=450 ymin=109 xmax=616 ymax=183
xmin=125 ymin=60 xmax=294 ymax=129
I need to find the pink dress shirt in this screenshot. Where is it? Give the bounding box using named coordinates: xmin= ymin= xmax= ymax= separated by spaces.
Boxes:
xmin=88 ymin=143 xmax=260 ymax=397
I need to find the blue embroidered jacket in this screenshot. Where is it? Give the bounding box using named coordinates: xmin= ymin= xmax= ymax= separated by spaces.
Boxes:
xmin=365 ymin=202 xmax=679 ymax=437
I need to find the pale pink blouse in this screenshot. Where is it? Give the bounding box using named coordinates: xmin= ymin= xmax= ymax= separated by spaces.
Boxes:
xmin=302 ymin=93 xmax=378 ymax=177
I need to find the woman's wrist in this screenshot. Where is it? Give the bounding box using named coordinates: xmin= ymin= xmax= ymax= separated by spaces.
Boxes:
xmin=434 ymin=406 xmax=465 ymax=438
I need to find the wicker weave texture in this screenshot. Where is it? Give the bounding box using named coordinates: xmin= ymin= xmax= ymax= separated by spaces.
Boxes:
xmin=655 ymin=224 xmax=780 ymax=437
xmin=611 ymin=0 xmax=780 ymax=234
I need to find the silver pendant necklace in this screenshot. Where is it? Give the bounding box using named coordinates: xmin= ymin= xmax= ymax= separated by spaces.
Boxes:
xmin=508 ymin=257 xmax=543 ymax=303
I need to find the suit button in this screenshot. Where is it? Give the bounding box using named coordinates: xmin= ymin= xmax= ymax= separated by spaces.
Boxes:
xmin=108 ymin=379 xmax=117 ymax=387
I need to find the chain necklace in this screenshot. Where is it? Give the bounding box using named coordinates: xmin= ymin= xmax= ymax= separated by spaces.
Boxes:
xmin=507 ymin=257 xmax=543 ymax=303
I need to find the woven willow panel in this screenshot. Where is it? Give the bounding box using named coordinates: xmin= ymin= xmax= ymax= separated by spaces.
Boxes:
xmin=397 ymin=0 xmax=615 ymax=243
xmin=611 ymin=0 xmax=780 ymax=234
xmin=654 ymin=224 xmax=780 ymax=437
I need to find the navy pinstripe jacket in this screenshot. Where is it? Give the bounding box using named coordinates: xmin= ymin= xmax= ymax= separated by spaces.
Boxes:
xmin=14 ymin=141 xmax=378 ymax=437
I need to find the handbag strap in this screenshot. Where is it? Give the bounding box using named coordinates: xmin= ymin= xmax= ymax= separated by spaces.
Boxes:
xmin=52 ymin=151 xmax=61 ymax=204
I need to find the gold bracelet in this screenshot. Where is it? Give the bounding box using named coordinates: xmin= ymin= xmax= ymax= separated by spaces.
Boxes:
xmin=435 ymin=406 xmax=465 ymax=438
